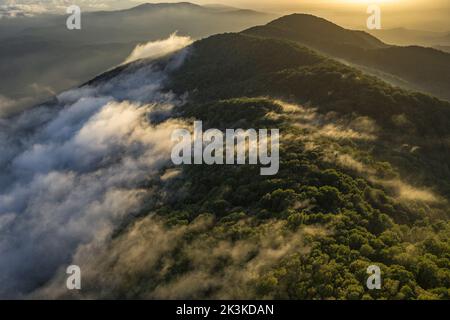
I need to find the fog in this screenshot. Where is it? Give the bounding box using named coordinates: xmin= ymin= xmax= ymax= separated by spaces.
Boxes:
xmin=0 ymin=35 xmax=191 ymax=298
xmin=171 ymin=0 xmax=450 ymax=31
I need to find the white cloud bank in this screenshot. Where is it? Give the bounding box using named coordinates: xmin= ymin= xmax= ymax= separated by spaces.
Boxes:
xmin=0 ymin=36 xmax=191 ymax=298
xmin=123 ymin=33 xmax=193 ymax=64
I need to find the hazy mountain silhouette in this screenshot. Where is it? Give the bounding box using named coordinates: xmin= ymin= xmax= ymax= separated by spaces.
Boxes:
xmin=243 ymin=14 xmax=450 ymax=101
xmin=14 ymin=25 xmax=450 ymax=300
xmin=0 ymin=2 xmax=274 ymax=116
xmin=369 ymin=28 xmax=450 ymax=47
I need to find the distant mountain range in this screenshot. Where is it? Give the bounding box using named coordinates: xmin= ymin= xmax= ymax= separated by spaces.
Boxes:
xmin=434 ymin=46 xmax=450 ymax=54
xmin=243 ymin=14 xmax=450 ymax=101
xmin=369 ymin=28 xmax=450 ymax=48
xmin=2 ymin=3 xmax=450 ymax=118
xmin=0 ymin=2 xmax=275 ymax=116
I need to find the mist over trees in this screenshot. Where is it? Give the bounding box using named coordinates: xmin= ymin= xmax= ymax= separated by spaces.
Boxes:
xmin=1 ymin=4 xmax=449 ymax=300
xmin=0 ymin=2 xmax=274 ymax=116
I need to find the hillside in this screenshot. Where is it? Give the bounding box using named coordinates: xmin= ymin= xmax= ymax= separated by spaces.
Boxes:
xmin=0 ymin=2 xmax=275 ymax=116
xmin=243 ymin=14 xmax=450 ymax=101
xmin=368 ymin=28 xmax=450 ymax=47
xmin=245 ymin=14 xmax=387 ymax=50
xmin=20 ymin=33 xmax=449 ymax=300
xmin=1 ymin=22 xmax=450 ymax=299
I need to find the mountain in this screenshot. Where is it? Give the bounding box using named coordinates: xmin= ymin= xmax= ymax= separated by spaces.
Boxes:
xmin=3 ymin=16 xmax=450 ymax=299
xmin=368 ymin=28 xmax=450 ymax=54
xmin=0 ymin=2 xmax=275 ymax=116
xmin=435 ymin=46 xmax=450 ymax=54
xmin=369 ymin=28 xmax=450 ymax=47
xmin=243 ymin=14 xmax=450 ymax=101
xmin=245 ymin=14 xmax=388 ymax=51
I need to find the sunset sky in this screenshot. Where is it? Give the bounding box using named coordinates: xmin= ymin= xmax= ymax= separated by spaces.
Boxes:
xmin=1 ymin=0 xmax=448 ymax=30
xmin=166 ymin=0 xmax=450 ymax=30
xmin=196 ymin=0 xmax=449 ymax=11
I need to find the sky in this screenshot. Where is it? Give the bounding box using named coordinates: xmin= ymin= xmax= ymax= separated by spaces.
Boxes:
xmin=1 ymin=0 xmax=449 ymax=30
xmin=194 ymin=0 xmax=449 ymax=12
xmin=191 ymin=0 xmax=450 ymax=31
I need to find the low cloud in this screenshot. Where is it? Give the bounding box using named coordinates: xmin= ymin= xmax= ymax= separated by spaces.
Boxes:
xmin=275 ymin=100 xmax=443 ymax=206
xmin=0 ymin=47 xmax=190 ymax=298
xmin=123 ymin=33 xmax=193 ymax=64
xmin=34 ymin=216 xmax=315 ymax=299
xmin=375 ymin=178 xmax=441 ymax=203
xmin=0 ymin=94 xmax=34 ymax=118
xmin=273 ymin=100 xmax=378 ymax=141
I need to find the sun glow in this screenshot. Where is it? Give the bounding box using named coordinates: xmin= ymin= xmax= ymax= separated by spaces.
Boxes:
xmin=341 ymin=0 xmax=401 ymax=5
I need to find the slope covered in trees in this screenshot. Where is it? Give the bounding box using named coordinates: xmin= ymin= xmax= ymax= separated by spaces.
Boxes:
xmin=51 ymin=32 xmax=450 ymax=300
xmin=243 ymin=14 xmax=450 ymax=101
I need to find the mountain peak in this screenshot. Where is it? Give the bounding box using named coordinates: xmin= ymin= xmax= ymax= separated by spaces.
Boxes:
xmin=269 ymin=13 xmax=343 ymax=29
xmin=244 ymin=13 xmax=386 ymax=50
xmin=126 ymin=2 xmax=204 ymax=12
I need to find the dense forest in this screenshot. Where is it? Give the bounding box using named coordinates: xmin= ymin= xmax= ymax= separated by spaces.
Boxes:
xmin=55 ymin=32 xmax=450 ymax=300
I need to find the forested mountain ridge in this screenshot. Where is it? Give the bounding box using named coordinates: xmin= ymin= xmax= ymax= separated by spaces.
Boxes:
xmin=5 ymin=17 xmax=449 ymax=300
xmin=243 ymin=14 xmax=450 ymax=101
xmin=0 ymin=2 xmax=274 ymax=115
xmin=245 ymin=14 xmax=387 ymax=50
xmin=44 ymin=32 xmax=450 ymax=300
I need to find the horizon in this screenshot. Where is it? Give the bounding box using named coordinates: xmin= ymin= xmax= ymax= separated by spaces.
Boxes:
xmin=185 ymin=0 xmax=450 ymax=31
xmin=1 ymin=0 xmax=449 ymax=31
xmin=1 ymin=0 xmax=450 ymax=304
xmin=132 ymin=0 xmax=450 ymax=31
